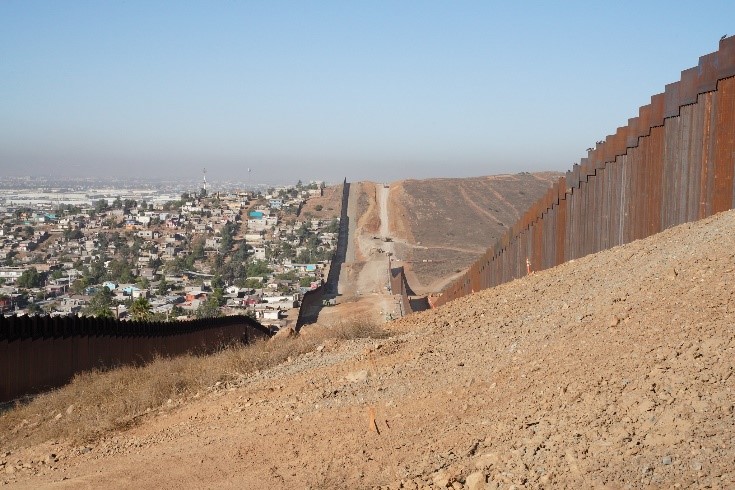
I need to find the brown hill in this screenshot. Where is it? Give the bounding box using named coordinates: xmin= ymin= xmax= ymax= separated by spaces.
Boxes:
xmin=3 ymin=208 xmax=733 ymax=489
xmin=298 ymin=183 xmax=344 ymax=221
xmin=390 ymin=172 xmax=562 ymax=293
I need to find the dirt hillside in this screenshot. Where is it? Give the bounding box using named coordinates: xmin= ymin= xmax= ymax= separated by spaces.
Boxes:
xmin=3 ymin=210 xmax=734 ymax=489
xmin=298 ymin=183 xmax=344 ymax=220
xmin=390 ymin=173 xmax=561 ymax=293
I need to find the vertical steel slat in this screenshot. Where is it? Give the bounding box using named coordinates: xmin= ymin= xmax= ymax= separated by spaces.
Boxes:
xmin=712 ymin=76 xmax=735 ymax=212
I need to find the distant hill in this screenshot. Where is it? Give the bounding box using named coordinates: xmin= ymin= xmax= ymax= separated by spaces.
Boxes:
xmin=390 ymin=172 xmax=562 ymax=293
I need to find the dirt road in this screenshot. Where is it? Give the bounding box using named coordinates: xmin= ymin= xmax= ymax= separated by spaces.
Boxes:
xmin=322 ymin=182 xmax=402 ymax=323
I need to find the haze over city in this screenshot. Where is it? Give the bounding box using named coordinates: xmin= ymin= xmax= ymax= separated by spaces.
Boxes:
xmin=1 ymin=0 xmax=733 ymax=184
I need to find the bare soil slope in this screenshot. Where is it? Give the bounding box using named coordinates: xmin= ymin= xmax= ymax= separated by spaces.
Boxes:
xmin=298 ymin=183 xmax=344 ymax=220
xmin=4 ymin=210 xmax=734 ymax=489
xmin=391 ymin=173 xmax=561 ymax=293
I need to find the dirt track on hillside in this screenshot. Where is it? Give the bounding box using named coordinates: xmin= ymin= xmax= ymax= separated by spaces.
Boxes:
xmin=4 ymin=210 xmax=735 ymax=489
xmin=321 ymin=182 xmax=401 ymax=325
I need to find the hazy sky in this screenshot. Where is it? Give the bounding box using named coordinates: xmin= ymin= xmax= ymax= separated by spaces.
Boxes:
xmin=1 ymin=1 xmax=733 ymax=185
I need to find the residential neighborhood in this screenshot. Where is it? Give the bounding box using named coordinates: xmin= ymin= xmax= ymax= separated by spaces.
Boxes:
xmin=0 ymin=179 xmax=341 ymax=331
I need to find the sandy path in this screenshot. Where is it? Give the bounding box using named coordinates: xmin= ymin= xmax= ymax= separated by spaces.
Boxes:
xmin=328 ymin=183 xmax=401 ymax=323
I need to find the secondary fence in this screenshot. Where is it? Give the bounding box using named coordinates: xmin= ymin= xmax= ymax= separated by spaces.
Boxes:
xmin=389 ymin=265 xmax=429 ymax=316
xmin=435 ymin=37 xmax=735 ymax=307
xmin=0 ymin=314 xmax=271 ymax=404
xmin=389 ymin=265 xmax=412 ymax=316
xmin=296 ymin=179 xmax=351 ymax=328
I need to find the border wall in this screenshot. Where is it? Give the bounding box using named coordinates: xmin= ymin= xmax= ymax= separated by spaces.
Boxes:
xmin=390 ymin=265 xmax=429 ymax=316
xmin=389 ymin=265 xmax=413 ymax=316
xmin=435 ymin=37 xmax=735 ymax=307
xmin=0 ymin=314 xmax=271 ymax=404
xmin=296 ymin=179 xmax=350 ymax=328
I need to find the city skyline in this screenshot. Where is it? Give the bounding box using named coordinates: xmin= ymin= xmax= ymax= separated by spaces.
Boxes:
xmin=2 ymin=1 xmax=734 ymax=184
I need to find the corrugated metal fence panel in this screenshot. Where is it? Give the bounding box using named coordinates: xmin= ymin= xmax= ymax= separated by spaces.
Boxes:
xmin=0 ymin=315 xmax=270 ymax=403
xmin=713 ymin=76 xmax=735 ymax=213
xmin=436 ymin=39 xmax=735 ymax=307
xmin=700 ymin=90 xmax=716 ymax=219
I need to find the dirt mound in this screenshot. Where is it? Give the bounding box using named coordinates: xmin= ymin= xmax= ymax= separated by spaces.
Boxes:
xmin=390 ymin=172 xmax=561 ymax=293
xmin=3 ymin=210 xmax=734 ymax=489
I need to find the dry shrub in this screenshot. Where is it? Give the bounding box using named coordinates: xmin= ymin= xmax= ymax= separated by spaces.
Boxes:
xmin=220 ymin=316 xmax=387 ymax=378
xmin=0 ymin=317 xmax=387 ymax=451
xmin=309 ymin=316 xmax=391 ymax=341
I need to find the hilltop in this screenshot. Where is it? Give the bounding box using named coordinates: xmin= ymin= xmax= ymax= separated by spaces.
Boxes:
xmin=3 ymin=207 xmax=733 ymax=488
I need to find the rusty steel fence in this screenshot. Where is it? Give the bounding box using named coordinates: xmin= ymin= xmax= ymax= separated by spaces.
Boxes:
xmin=434 ymin=37 xmax=735 ymax=307
xmin=296 ymin=179 xmax=350 ymax=329
xmin=0 ymin=314 xmax=271 ymax=403
xmin=389 ymin=265 xmax=413 ymax=316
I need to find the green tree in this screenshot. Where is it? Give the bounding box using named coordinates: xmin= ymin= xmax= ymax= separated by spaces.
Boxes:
xmin=325 ymin=219 xmax=340 ymax=233
xmin=123 ymin=199 xmax=137 ymax=213
xmin=243 ymin=279 xmax=263 ymax=289
xmin=84 ymin=257 xmax=106 ymax=284
xmin=191 ymin=237 xmax=205 ymax=260
xmin=211 ymin=252 xmax=225 ymax=272
xmin=195 ymin=296 xmax=221 ymax=318
xmin=107 ymin=259 xmax=134 ymax=283
xmin=246 ymin=260 xmax=271 ymax=277
xmin=220 ymin=223 xmax=234 ymax=253
xmin=63 ymin=228 xmax=83 ymax=240
xmin=276 ymin=270 xmax=298 ymax=281
xmin=296 ymin=249 xmax=312 ymax=264
xmin=157 ymin=277 xmax=169 ymax=296
xmin=211 ymin=287 xmax=225 ymax=306
xmin=83 ymin=287 xmax=114 ymax=318
xmin=26 ymin=302 xmax=42 ymax=315
xmin=211 ymin=274 xmax=224 ymax=290
xmin=296 ymin=222 xmax=310 ymax=239
xmin=70 ymin=277 xmax=88 ymax=295
xmin=137 ymin=276 xmax=150 ymax=290
xmin=170 ymin=305 xmax=186 ymax=318
xmin=129 ymin=297 xmax=152 ymax=322
xmin=17 ymin=267 xmax=43 ymax=288
xmin=300 ymin=276 xmax=316 ymax=287
xmin=94 ymin=199 xmax=109 ymax=213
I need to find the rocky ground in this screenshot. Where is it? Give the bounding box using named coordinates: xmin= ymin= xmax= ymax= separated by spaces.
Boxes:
xmin=3 ymin=210 xmax=734 ymax=489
